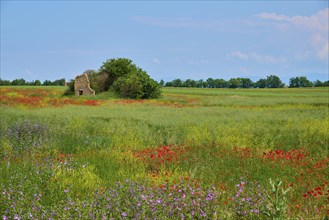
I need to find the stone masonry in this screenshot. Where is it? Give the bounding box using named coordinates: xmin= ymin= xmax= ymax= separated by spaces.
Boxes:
xmin=74 ymin=74 xmax=95 ymax=96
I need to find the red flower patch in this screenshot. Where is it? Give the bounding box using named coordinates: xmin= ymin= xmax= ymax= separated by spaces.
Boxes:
xmin=134 ymin=145 xmax=188 ymax=170
xmin=262 ymin=148 xmax=308 ymax=166
xmin=83 ymin=100 xmax=99 ymax=106
xmin=233 ymin=146 xmax=253 ymax=158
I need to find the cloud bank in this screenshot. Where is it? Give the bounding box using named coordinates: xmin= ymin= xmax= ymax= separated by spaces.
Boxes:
xmin=229 ymin=51 xmax=286 ymax=64
xmin=258 ymin=8 xmax=329 ymax=60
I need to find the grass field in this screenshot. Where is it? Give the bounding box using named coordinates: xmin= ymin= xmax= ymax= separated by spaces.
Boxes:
xmin=1 ymin=86 xmax=328 ymax=219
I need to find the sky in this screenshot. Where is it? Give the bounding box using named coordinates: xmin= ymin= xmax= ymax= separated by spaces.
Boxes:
xmin=1 ymin=1 xmax=328 ymax=83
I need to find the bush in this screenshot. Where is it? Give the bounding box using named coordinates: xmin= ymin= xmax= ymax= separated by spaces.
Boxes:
xmin=99 ymin=58 xmax=137 ymax=91
xmin=113 ymin=70 xmax=161 ymax=99
xmin=63 ymin=80 xmax=74 ymax=96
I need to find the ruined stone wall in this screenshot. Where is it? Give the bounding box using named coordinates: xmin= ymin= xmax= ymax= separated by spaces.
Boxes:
xmin=74 ymin=74 xmax=95 ymax=96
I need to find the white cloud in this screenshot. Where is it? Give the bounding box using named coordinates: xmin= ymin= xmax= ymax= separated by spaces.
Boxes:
xmin=230 ymin=51 xmax=249 ymax=60
xmin=258 ymin=13 xmax=290 ymax=21
xmin=229 ymin=51 xmax=286 ymax=64
xmin=258 ymin=8 xmax=329 ymax=60
xmin=152 ymin=58 xmax=160 ymax=64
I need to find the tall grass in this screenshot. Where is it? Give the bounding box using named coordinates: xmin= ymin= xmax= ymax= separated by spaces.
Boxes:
xmin=1 ymin=86 xmax=328 ymax=218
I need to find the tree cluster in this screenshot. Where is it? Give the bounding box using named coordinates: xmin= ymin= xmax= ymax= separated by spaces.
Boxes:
xmin=67 ymin=58 xmax=161 ymax=99
xmin=0 ymin=78 xmax=66 ymax=86
xmin=163 ymin=75 xmax=328 ymax=88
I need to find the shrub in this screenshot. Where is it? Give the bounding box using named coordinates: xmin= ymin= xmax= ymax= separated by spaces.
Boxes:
xmin=99 ymin=58 xmax=137 ymax=90
xmin=63 ymin=80 xmax=74 ymax=96
xmin=113 ymin=70 xmax=161 ymax=99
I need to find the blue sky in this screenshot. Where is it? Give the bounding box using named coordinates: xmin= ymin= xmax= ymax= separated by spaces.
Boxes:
xmin=1 ymin=1 xmax=328 ymax=83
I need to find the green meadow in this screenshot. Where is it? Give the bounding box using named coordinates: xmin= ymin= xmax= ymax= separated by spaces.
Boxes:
xmin=1 ymin=86 xmax=328 ymax=219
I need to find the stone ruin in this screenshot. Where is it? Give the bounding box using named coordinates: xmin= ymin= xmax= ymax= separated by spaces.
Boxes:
xmin=74 ymin=74 xmax=95 ymax=96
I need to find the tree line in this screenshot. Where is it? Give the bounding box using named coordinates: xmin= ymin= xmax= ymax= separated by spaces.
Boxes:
xmin=1 ymin=75 xmax=328 ymax=89
xmin=161 ymin=75 xmax=329 ymax=88
xmin=0 ymin=78 xmax=66 ymax=86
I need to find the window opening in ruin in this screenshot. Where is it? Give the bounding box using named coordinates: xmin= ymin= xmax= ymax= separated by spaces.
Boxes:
xmin=79 ymin=90 xmax=83 ymax=95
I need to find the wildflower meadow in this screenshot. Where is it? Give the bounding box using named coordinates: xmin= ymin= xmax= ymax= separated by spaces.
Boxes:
xmin=1 ymin=86 xmax=328 ymax=219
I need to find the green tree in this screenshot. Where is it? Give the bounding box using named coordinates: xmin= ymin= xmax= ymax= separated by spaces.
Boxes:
xmin=171 ymin=79 xmax=183 ymax=87
xmin=165 ymin=81 xmax=173 ymax=87
xmin=228 ymin=78 xmax=241 ymax=88
xmin=33 ymin=80 xmax=41 ymax=86
xmin=11 ymin=78 xmax=26 ymax=86
xmin=113 ymin=69 xmax=161 ymax=99
xmin=43 ymin=80 xmax=53 ymax=86
xmin=238 ymin=78 xmax=253 ymax=88
xmin=323 ymin=80 xmax=329 ymax=86
xmin=255 ymin=78 xmax=267 ymax=88
xmin=196 ymin=79 xmax=207 ymax=88
xmin=214 ymin=79 xmax=228 ymax=88
xmin=289 ymin=76 xmax=313 ymax=88
xmin=53 ymin=78 xmax=65 ymax=86
xmin=266 ymin=75 xmax=284 ymax=88
xmin=206 ymin=78 xmax=215 ymax=88
xmin=63 ymin=79 xmax=75 ymax=96
xmin=0 ymin=78 xmax=11 ymax=86
xmin=313 ymin=80 xmax=323 ymax=87
xmin=298 ymin=76 xmax=313 ymax=87
xmin=183 ymin=79 xmax=197 ymax=87
xmin=159 ymin=79 xmax=165 ymax=87
xmin=99 ymin=58 xmax=138 ymax=91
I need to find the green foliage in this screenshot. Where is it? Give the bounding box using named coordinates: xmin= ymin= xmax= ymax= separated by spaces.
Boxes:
xmin=255 ymin=78 xmax=267 ymax=88
xmin=228 ymin=78 xmax=241 ymax=88
xmin=113 ymin=72 xmax=144 ymax=99
xmin=171 ymin=79 xmax=183 ymax=87
xmin=43 ymin=78 xmax=66 ymax=86
xmin=0 ymin=78 xmax=11 ymax=86
xmin=99 ymin=58 xmax=137 ymax=90
xmin=164 ymin=75 xmax=290 ymax=89
xmin=33 ymin=80 xmax=42 ymax=86
xmin=11 ymin=78 xmax=26 ymax=86
xmin=266 ymin=75 xmax=285 ymax=88
xmin=100 ymin=58 xmax=161 ymax=99
xmin=264 ymin=179 xmax=291 ymax=219
xmin=63 ymin=79 xmax=75 ymax=96
xmin=289 ymin=76 xmax=313 ymax=88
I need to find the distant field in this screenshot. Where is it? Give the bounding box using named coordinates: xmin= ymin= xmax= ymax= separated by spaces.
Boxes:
xmin=1 ymin=86 xmax=328 ymax=219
